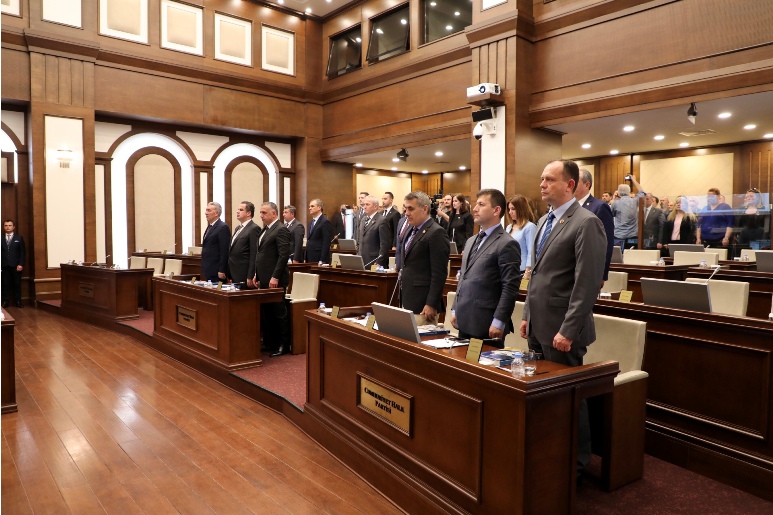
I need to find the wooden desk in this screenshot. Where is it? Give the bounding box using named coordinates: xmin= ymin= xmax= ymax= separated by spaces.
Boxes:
xmin=592 ymin=300 xmax=773 ymax=501
xmin=316 ymin=267 xmax=399 ymax=307
xmin=153 ymin=278 xmax=284 ymax=371
xmin=304 ymin=309 xmax=617 ymax=514
xmin=449 ymin=254 xmax=462 ymax=277
xmin=61 ymin=264 xmax=154 ymax=321
xmin=661 ymin=257 xmax=757 ymax=271
xmin=2 ymin=309 xmax=17 ymax=414
xmin=133 ymin=251 xmax=201 ymax=276
xmin=608 ymin=263 xmax=691 ymax=302
xmin=687 ymin=268 xmax=773 ymax=319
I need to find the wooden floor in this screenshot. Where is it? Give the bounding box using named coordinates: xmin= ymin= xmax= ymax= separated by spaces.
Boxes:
xmin=1 ymin=307 xmax=402 ymax=514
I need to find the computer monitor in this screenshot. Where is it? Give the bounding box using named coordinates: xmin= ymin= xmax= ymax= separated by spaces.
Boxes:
xmin=641 ymin=278 xmax=711 ymax=313
xmin=611 ymin=246 xmax=623 ymax=264
xmin=755 ymin=251 xmax=773 ymax=272
xmin=668 ymin=244 xmax=705 ymax=257
xmin=449 ymin=242 xmax=459 ymax=255
xmin=338 ymin=254 xmax=366 ymax=270
xmin=371 ymin=302 xmax=421 ymax=344
xmin=338 ymin=239 xmax=357 ymax=251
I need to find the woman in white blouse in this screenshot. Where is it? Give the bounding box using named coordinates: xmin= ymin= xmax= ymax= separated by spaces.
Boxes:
xmin=505 ymin=194 xmax=537 ymax=275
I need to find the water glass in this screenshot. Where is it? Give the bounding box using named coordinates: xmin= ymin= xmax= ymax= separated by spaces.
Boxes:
xmin=523 ymin=350 xmax=537 ymax=376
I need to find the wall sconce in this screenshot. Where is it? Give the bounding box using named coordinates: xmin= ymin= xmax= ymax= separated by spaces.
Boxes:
xmin=57 ymin=149 xmax=73 ymax=169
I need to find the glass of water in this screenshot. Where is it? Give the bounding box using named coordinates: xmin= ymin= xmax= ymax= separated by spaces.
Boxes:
xmin=523 ymin=350 xmax=537 ymax=376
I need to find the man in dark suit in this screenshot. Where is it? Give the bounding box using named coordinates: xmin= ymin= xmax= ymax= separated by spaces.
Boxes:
xmin=357 ymin=195 xmax=391 ymax=267
xmin=305 ymin=198 xmax=333 ymax=264
xmin=520 ymin=159 xmax=607 ymax=479
xmin=643 ymin=193 xmax=664 ymax=250
xmin=352 ymin=192 xmax=368 ymax=242
xmin=253 ymin=202 xmax=292 ymax=357
xmin=576 ymin=169 xmax=615 ymax=281
xmin=201 ymin=202 xmax=230 ymax=282
xmin=393 ymin=214 xmax=410 ymax=269
xmin=228 ymin=201 xmax=260 ymax=286
xmin=380 ymin=192 xmax=401 ymax=250
xmin=397 ymin=192 xmax=450 ymax=324
xmin=2 ymin=220 xmax=25 ymax=308
xmin=449 ymin=189 xmax=521 ymax=345
xmin=330 ymin=204 xmax=347 ymax=240
xmin=282 ymin=205 xmax=305 ymax=263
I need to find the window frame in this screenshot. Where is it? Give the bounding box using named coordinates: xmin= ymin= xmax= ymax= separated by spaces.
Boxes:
xmin=326 ymin=24 xmax=363 ymax=79
xmin=365 ymin=3 xmax=410 ymax=65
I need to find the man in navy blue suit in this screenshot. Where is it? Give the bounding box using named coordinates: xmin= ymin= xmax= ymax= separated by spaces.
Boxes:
xmin=305 ymin=198 xmax=333 ymax=264
xmin=200 ymin=202 xmax=231 ymax=281
xmin=2 ymin=220 xmax=25 ymax=308
xmin=575 ymin=169 xmax=615 ymax=282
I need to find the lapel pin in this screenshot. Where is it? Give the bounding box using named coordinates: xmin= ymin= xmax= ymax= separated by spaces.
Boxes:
xmin=559 ymin=219 xmax=565 ymax=224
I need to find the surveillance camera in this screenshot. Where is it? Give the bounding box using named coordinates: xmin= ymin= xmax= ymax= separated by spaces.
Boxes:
xmin=473 ymin=121 xmax=496 ymax=140
xmin=473 ymin=122 xmax=484 ymax=141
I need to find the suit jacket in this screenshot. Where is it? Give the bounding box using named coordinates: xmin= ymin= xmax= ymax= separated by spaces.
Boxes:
xmin=394 ymin=216 xmax=409 ymax=268
xmin=285 ymin=219 xmax=305 ymax=262
xmin=447 ymin=212 xmax=474 ymax=251
xmin=357 ymin=212 xmax=391 ymax=267
xmin=523 ymin=201 xmax=606 ymax=349
xmin=381 ymin=207 xmax=401 ymax=250
xmin=305 ymin=215 xmax=333 ymax=263
xmin=1 ymin=233 xmax=25 ymax=268
xmin=330 ymin=211 xmax=345 ymax=240
xmin=643 ymin=206 xmax=665 ymax=247
xmin=201 ymin=219 xmax=231 ymax=281
xmin=581 ymin=195 xmax=615 ymax=280
xmin=661 ymin=216 xmax=697 ymax=244
xmin=255 ymin=221 xmax=292 ymax=288
xmin=452 ymin=224 xmax=521 ymax=339
xmin=352 ymin=208 xmax=364 ymax=242
xmin=227 ymin=220 xmax=260 ymax=284
xmin=398 ymin=219 xmax=450 ymax=313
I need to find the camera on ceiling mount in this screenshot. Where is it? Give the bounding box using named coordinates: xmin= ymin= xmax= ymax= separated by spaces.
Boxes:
xmin=466 ymin=83 xmax=501 ymax=97
xmin=473 ymin=121 xmax=496 ymax=141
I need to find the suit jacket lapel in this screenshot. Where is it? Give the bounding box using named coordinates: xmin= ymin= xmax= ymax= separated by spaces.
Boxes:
xmin=465 ymin=226 xmax=503 ymax=270
xmin=404 ymin=220 xmax=430 ymax=259
xmin=259 ymin=222 xmax=276 ymax=249
xmin=533 ymin=202 xmax=579 ymax=268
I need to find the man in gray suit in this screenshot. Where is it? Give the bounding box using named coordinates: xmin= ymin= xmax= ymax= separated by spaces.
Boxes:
xmin=357 ymin=195 xmax=390 ymax=267
xmin=520 ymin=159 xmax=606 ymax=479
xmin=228 ymin=201 xmax=260 ymax=286
xmin=449 ymin=189 xmax=520 ymax=346
xmin=642 ymin=193 xmax=664 ymax=250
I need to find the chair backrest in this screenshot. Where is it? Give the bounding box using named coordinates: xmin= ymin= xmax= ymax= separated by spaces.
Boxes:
xmin=163 ymin=258 xmax=182 ymax=276
xmin=600 ymin=271 xmax=628 ymax=293
xmin=188 ymin=246 xmax=202 ymax=255
xmin=586 ymin=314 xmax=647 ymax=374
xmin=146 ymin=257 xmax=164 ymax=275
xmin=703 ymin=248 xmax=728 ymax=261
xmin=288 ymin=273 xmax=319 ymax=300
xmin=739 ymin=249 xmax=756 ymax=262
xmin=504 ymin=301 xmax=527 ymax=348
xmin=445 ymin=292 xmax=459 ymax=337
xmin=389 ymin=256 xmax=396 ymax=269
xmin=673 ymin=251 xmax=718 ymax=266
xmin=129 ymin=256 xmax=146 ymax=269
xmin=331 ymin=253 xmax=341 ymax=267
xmin=623 ymin=249 xmax=660 ymax=265
xmin=685 ymin=277 xmax=749 ymax=316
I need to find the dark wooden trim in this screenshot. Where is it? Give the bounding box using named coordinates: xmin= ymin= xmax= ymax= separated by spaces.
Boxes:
xmin=0 ymin=121 xmax=25 ymax=152
xmin=224 ymin=156 xmax=269 ymax=226
xmin=97 ymin=157 xmax=114 ymax=266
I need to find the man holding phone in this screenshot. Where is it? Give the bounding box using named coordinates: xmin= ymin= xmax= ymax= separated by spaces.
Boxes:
xmin=610 ymin=174 xmax=646 ymax=248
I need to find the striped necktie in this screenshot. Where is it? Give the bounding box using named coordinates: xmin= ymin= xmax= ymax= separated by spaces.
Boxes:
xmin=536 ymin=212 xmax=555 ymax=258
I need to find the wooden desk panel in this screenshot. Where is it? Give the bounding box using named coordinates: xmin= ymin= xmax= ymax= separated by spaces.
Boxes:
xmin=316 ymin=268 xmax=399 ymax=307
xmin=449 ymin=255 xmax=462 ymax=277
xmin=687 ymin=268 xmax=773 ymax=319
xmin=2 ymin=309 xmax=16 ymax=414
xmin=305 ymin=310 xmax=617 ymax=514
xmin=61 ymin=264 xmax=154 ymax=321
xmin=153 ymin=278 xmax=283 ymax=371
xmin=608 ymin=264 xmax=691 ymax=302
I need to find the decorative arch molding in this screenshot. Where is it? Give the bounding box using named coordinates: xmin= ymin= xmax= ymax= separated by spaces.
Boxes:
xmin=211 ymin=143 xmax=278 ymax=209
xmin=1 ymin=122 xmax=24 ymax=152
xmin=126 ymin=147 xmax=182 ymax=254
xmin=103 ymin=128 xmax=197 ymax=164
xmin=224 ymin=156 xmax=269 ymax=228
xmin=110 ymin=133 xmax=194 ymax=267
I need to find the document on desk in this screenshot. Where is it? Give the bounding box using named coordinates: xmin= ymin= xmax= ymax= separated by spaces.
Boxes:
xmin=421 ymin=338 xmax=469 ymax=349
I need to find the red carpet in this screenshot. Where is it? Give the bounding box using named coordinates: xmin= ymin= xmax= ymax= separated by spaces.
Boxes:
xmin=117 ymin=309 xmax=154 ymax=336
xmin=232 ymin=353 xmax=307 ymax=409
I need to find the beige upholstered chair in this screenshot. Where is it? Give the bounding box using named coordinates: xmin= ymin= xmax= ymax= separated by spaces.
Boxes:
xmin=586 ymin=313 xmax=648 ymax=491
xmin=146 ymin=257 xmax=164 ymax=275
xmin=739 ymin=249 xmax=756 ymax=261
xmin=685 ymin=278 xmax=749 ymax=316
xmin=161 ymin=258 xmax=182 ymax=277
xmin=504 ymin=301 xmax=527 ymax=348
xmin=600 ymin=271 xmax=628 ymax=294
xmin=129 ymin=256 xmax=146 ymax=269
xmin=622 ymin=249 xmax=660 ymax=265
xmin=331 ymin=253 xmax=342 ymax=267
xmin=286 ymin=273 xmax=320 ymax=355
xmin=188 ymin=246 xmax=202 ymax=255
xmin=673 ymin=250 xmax=718 ymax=266
xmin=445 ymin=292 xmax=459 ymax=337
xmin=703 ymin=248 xmax=728 ymax=261
xmin=287 ymin=273 xmax=319 ymax=301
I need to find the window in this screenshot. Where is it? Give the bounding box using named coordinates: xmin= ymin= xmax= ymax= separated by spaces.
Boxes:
xmin=366 ymin=5 xmax=410 ymax=64
xmin=327 ymin=25 xmax=362 ymax=79
xmin=423 ymin=0 xmax=472 ymax=44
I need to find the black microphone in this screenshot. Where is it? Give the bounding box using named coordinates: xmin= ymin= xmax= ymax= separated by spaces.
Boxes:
xmin=364 ymin=255 xmax=384 ymax=268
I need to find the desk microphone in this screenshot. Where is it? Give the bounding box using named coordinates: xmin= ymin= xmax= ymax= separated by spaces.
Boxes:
xmin=364 ymin=255 xmax=384 ymax=268
xmin=89 ymin=254 xmax=110 ymax=266
xmin=704 ymin=264 xmax=722 ymax=283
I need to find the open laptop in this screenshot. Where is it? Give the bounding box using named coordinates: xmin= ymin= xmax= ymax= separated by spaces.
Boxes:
xmin=338 ymin=254 xmax=366 ymax=270
xmin=611 ymin=246 xmax=623 ymax=264
xmin=449 ymin=242 xmax=459 ymax=254
xmin=668 ymin=244 xmax=704 ymax=257
xmin=755 ymin=250 xmax=773 ymax=272
xmin=371 ymin=302 xmax=421 ymax=344
xmin=641 ymin=277 xmax=711 ymax=313
xmin=338 ymin=239 xmax=357 ymax=251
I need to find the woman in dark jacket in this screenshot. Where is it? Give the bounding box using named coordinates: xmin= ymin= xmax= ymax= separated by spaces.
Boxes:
xmin=447 ymin=193 xmax=474 ymax=252
xmin=661 ymin=195 xmax=697 ymax=248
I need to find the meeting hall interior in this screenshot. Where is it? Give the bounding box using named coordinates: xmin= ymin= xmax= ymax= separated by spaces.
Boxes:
xmin=2 ymin=0 xmax=773 ymax=513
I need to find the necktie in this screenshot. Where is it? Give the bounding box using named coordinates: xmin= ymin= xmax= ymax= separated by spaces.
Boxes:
xmin=469 ymin=230 xmax=485 ymax=257
xmin=364 ymin=217 xmax=370 ymax=228
xmin=231 ymin=224 xmax=244 ymax=246
xmin=404 ymin=226 xmax=418 ymax=251
xmin=309 ymin=218 xmax=316 ymax=236
xmin=203 ymin=224 xmax=212 ymax=241
xmin=399 ymin=220 xmax=410 ymax=241
xmin=536 ymin=212 xmax=555 ymax=258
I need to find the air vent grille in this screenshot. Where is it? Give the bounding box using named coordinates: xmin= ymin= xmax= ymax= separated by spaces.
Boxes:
xmin=678 ymin=129 xmax=716 ymax=137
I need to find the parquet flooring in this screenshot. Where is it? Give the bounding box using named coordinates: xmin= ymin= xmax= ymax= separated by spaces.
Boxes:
xmin=1 ymin=308 xmax=402 ymax=514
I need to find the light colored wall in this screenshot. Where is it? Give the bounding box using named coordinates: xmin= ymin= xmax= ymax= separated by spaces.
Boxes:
xmin=2 ymin=110 xmax=25 ymax=145
xmin=177 ymin=131 xmax=229 ymax=161
xmin=356 ymin=173 xmax=412 ymax=210
xmin=199 ymin=171 xmax=208 ymax=242
xmin=95 ymin=122 xmax=131 ymax=152
xmin=640 ymin=153 xmax=734 ymax=209
xmin=95 ymin=164 xmax=107 ymax=262
xmin=265 ymin=141 xmax=292 ymax=168
xmin=231 ymin=162 xmax=264 ymax=228
xmin=42 ymin=0 xmax=81 ymax=28
xmin=134 ymin=154 xmax=175 ymax=252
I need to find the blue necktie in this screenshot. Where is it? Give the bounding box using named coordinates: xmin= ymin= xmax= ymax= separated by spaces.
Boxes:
xmin=536 ymin=212 xmax=555 ymax=258
xmin=308 ymin=219 xmax=315 ymax=236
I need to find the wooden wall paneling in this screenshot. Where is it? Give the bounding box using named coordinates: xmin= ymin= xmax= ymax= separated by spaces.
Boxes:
xmin=44 ymin=55 xmax=58 ymax=104
xmin=98 ymin=158 xmax=114 ymax=266
xmin=496 ymin=39 xmax=507 ymax=90
xmin=0 ymin=49 xmax=31 ymax=102
xmin=442 ymin=170 xmax=471 ymax=198
xmin=30 ymin=53 xmax=46 ymax=102
xmin=70 ymin=59 xmax=84 ymax=107
xmin=82 ymin=115 xmax=96 ymax=263
xmin=58 ymin=58 xmax=72 ymax=106
xmin=487 ymin=42 xmax=497 ymax=84
xmin=308 ymin=161 xmax=353 ymax=226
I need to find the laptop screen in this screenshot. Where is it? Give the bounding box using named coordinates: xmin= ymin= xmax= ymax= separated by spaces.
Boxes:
xmin=371 ymin=302 xmax=421 ymax=344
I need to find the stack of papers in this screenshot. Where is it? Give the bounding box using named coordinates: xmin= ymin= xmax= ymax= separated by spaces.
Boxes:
xmin=421 ymin=337 xmax=469 ymax=349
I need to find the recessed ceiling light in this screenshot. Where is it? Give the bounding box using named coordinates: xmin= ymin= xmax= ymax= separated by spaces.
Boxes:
xmin=454 ymin=11 xmax=460 ymax=16
xmin=744 ymin=124 xmax=757 ymax=130
xmin=392 ymin=157 xmax=399 ymax=162
xmin=679 ymin=142 xmax=689 ymax=147
xmin=400 ymin=19 xmax=407 ymax=25
xmin=277 ymin=0 xmax=283 ymax=3
xmin=430 ymin=1 xmax=436 ymax=5
xmin=718 ymin=112 xmax=731 ymax=119
xmin=434 ymin=151 xmax=443 ymax=157
xmin=422 ymin=170 xmax=428 ymax=174
xmin=610 ymin=150 xmax=619 ymax=155
xmin=446 ymin=25 xmax=453 ymax=30
xmin=623 ymin=126 xmax=635 ymax=132
xmin=355 ymin=37 xmax=361 ymax=43
xmin=459 ymin=166 xmax=466 ymax=170
xmin=765 ymin=133 xmax=773 ymax=139
xmin=376 ymin=28 xmax=383 ymax=34
xmin=305 ymin=7 xmax=311 ymax=13
xmin=326 ymin=0 xmax=332 ymax=2
xmin=581 ymin=143 xmax=591 ymax=149
xmin=391 ymin=167 xmax=397 ymax=171
xmin=355 ymin=163 xmax=362 ymax=167
xmin=654 ymin=135 xmax=665 ymax=141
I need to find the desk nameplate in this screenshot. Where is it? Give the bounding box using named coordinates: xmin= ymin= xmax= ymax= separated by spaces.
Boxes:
xmin=78 ymin=282 xmax=94 ymax=298
xmin=176 ymin=305 xmax=197 ymax=330
xmin=357 ymin=373 xmax=413 ymax=436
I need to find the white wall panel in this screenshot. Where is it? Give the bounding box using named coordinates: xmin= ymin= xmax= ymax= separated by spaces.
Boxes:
xmin=265 ymin=141 xmax=292 ymax=168
xmin=231 ymin=162 xmax=264 ymax=228
xmin=134 ymin=154 xmax=175 ymax=252
xmin=199 ymin=171 xmax=208 ymax=242
xmin=95 ymin=122 xmax=131 ymax=153
xmin=2 ymin=110 xmax=25 ymax=145
xmin=640 ymin=153 xmax=734 ymax=207
xmin=95 ymin=164 xmax=107 ymax=262
xmin=356 ymin=174 xmax=411 ymax=212
xmin=177 ymin=131 xmax=229 ymax=161
xmin=43 ymin=0 xmax=81 ymax=27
